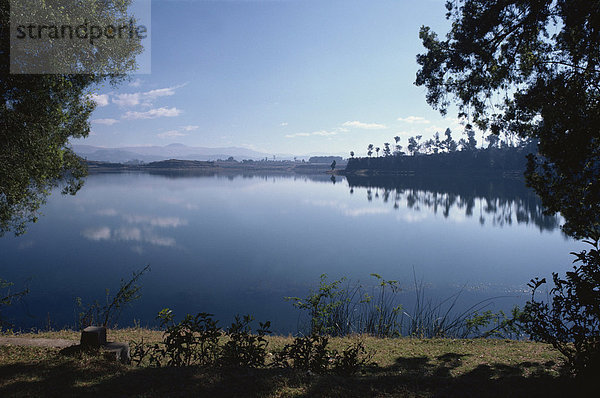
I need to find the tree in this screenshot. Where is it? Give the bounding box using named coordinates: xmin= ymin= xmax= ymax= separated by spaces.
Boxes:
xmin=415 ymin=0 xmax=600 ymax=378
xmin=367 ymin=144 xmax=374 ymax=157
xmin=458 ymin=129 xmax=477 ymax=152
xmin=486 ymin=133 xmax=500 ymax=149
xmin=375 ymin=147 xmax=380 ymax=157
xmin=407 ymin=135 xmax=422 ymax=156
xmin=443 ymin=128 xmax=458 ymax=152
xmin=349 ymin=151 xmax=354 ymax=158
xmin=0 ymin=0 xmax=143 ymax=236
xmin=383 ymin=143 xmax=391 ymax=157
xmin=415 ymin=0 xmax=600 ymax=239
xmin=330 ymin=160 xmax=336 ymax=171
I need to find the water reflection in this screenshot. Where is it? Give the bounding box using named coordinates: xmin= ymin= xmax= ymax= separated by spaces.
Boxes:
xmin=345 ymin=174 xmax=561 ymax=233
xmin=0 ymin=170 xmax=573 ymax=332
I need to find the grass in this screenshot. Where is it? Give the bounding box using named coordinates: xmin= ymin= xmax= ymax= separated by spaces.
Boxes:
xmin=0 ymin=328 xmax=579 ymax=397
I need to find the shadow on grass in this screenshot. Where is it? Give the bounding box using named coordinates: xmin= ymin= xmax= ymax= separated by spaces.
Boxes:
xmin=0 ymin=350 xmax=579 ymax=397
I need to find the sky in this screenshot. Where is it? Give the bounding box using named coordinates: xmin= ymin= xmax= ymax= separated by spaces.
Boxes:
xmin=82 ymin=0 xmax=465 ymax=157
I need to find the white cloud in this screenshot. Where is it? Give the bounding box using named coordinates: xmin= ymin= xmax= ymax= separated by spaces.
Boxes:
xmin=280 ymin=122 xmax=288 ymax=127
xmin=123 ymin=107 xmax=183 ymax=120
xmin=113 ymin=93 xmax=141 ymax=107
xmin=81 ymin=227 xmax=111 ymax=241
xmin=92 ymin=118 xmax=119 ymax=126
xmin=158 ymin=130 xmax=188 ymax=139
xmin=342 ymin=121 xmax=388 ymax=130
xmin=89 ymin=94 xmax=109 ymax=107
xmin=397 ymin=116 xmax=431 ymax=124
xmin=129 ymin=79 xmax=142 ymax=87
xmin=285 ymin=130 xmax=338 ymax=138
xmin=180 ymin=125 xmax=199 ymax=131
xmin=113 ymin=84 xmax=187 ymax=107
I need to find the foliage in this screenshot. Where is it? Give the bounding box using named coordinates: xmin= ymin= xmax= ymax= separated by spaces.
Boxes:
xmin=331 ymin=340 xmax=373 ymax=375
xmin=415 ymin=0 xmax=600 ymax=239
xmin=286 ymin=274 xmax=404 ymax=337
xmin=463 ymin=307 xmax=524 ymax=339
xmin=286 ymin=273 xmax=513 ymax=339
xmin=359 ymin=274 xmax=403 ymax=337
xmin=133 ymin=309 xmax=222 ymax=367
xmin=0 ymin=278 xmax=29 ymax=328
xmin=274 ymin=334 xmax=331 ymax=373
xmin=0 ymin=0 xmax=143 ymax=236
xmin=521 ymin=238 xmax=600 ymax=378
xmin=76 ymin=264 xmax=150 ymax=329
xmin=286 ymin=274 xmax=350 ymax=335
xmin=274 ymin=334 xmax=373 ymax=375
xmin=220 ymin=314 xmax=272 ymax=368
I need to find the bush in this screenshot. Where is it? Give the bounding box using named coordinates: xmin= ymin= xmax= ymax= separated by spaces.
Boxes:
xmin=522 ymin=238 xmax=600 ymax=378
xmin=220 ymin=314 xmax=271 ymax=368
xmin=131 ymin=309 xmax=221 ymax=367
xmin=274 ymin=334 xmax=373 ymax=375
xmin=274 ymin=334 xmax=331 ymax=373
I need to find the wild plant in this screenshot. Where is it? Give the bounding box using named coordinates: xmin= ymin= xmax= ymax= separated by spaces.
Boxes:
xmin=220 ymin=314 xmax=271 ymax=368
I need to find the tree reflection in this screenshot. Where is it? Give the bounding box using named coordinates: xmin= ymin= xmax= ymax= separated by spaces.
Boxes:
xmin=346 ymin=175 xmax=561 ymax=232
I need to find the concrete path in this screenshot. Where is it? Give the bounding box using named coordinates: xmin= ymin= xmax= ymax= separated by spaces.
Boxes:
xmin=0 ymin=337 xmax=78 ymax=349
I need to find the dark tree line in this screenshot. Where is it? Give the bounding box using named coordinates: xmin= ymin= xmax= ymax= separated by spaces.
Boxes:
xmin=346 ymin=129 xmax=536 ymax=175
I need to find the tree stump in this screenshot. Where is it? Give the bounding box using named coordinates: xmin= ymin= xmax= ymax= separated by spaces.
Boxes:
xmin=80 ymin=326 xmax=107 ymax=347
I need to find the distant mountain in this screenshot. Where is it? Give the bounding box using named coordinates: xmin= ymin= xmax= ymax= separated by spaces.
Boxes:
xmin=72 ymin=143 xmax=273 ymax=163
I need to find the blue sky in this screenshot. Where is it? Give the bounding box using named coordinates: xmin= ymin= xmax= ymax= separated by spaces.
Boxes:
xmin=83 ymin=0 xmax=464 ymax=156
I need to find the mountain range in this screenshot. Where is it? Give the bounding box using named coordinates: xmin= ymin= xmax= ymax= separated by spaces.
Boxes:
xmin=72 ymin=143 xmax=276 ymax=163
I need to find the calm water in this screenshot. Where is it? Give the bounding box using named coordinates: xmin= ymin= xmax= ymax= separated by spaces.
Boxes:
xmin=0 ymin=172 xmax=582 ymax=333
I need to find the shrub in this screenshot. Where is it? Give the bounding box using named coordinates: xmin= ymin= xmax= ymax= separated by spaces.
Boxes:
xmin=522 ymin=238 xmax=600 ymax=378
xmin=131 ymin=309 xmax=221 ymax=367
xmin=274 ymin=334 xmax=373 ymax=375
xmin=332 ymin=340 xmax=373 ymax=375
xmin=220 ymin=314 xmax=271 ymax=368
xmin=274 ymin=334 xmax=331 ymax=373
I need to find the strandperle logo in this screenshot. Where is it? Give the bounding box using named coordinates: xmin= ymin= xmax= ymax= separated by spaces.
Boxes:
xmin=10 ymin=0 xmax=151 ymax=74
xmin=14 ymin=19 xmax=148 ymax=45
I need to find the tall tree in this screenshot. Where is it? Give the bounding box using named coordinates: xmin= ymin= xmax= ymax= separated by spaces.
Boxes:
xmin=443 ymin=128 xmax=458 ymax=152
xmin=415 ymin=0 xmax=600 ymax=239
xmin=383 ymin=142 xmax=391 ymax=157
xmin=0 ymin=0 xmax=143 ymax=236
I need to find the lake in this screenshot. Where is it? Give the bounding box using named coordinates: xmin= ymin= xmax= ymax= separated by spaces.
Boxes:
xmin=0 ymin=171 xmax=582 ymax=334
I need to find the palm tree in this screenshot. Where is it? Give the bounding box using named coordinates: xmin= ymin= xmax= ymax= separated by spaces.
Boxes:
xmin=350 ymin=151 xmax=355 ymax=158
xmin=375 ymin=147 xmax=380 ymax=157
xmin=367 ymin=144 xmax=374 ymax=157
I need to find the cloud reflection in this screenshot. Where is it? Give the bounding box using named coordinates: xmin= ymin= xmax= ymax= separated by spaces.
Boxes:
xmin=81 ymin=227 xmax=111 ymax=241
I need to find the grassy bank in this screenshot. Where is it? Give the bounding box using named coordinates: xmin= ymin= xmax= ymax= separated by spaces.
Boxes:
xmin=0 ymin=329 xmax=576 ymax=397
